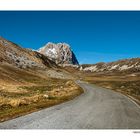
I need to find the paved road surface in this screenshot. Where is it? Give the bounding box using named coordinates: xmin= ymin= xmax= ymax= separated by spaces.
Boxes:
xmin=0 ymin=81 xmax=140 ymax=129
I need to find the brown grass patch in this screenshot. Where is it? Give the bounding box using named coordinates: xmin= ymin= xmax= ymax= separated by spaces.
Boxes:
xmin=0 ymin=79 xmax=83 ymax=122
xmin=83 ymin=73 xmax=140 ymax=105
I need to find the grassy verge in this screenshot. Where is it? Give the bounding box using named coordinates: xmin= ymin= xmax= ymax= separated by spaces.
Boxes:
xmin=0 ymin=80 xmax=83 ymax=122
xmin=83 ymin=73 xmax=140 ymax=105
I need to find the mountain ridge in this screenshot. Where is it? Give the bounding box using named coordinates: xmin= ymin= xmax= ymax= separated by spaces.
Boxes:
xmin=0 ymin=36 xmax=140 ymax=74
xmin=0 ymin=37 xmax=57 ymax=69
xmin=81 ymin=57 xmax=140 ymax=73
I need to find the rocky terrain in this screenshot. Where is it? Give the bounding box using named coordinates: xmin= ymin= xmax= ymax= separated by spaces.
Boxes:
xmin=0 ymin=36 xmax=140 ymax=122
xmin=77 ymin=59 xmax=140 ymax=105
xmin=61 ymin=58 xmax=140 ymax=105
xmin=80 ymin=58 xmax=140 ymax=73
xmin=0 ymin=37 xmax=58 ymax=69
xmin=0 ymin=37 xmax=82 ymax=122
xmin=38 ymin=42 xmax=79 ymax=65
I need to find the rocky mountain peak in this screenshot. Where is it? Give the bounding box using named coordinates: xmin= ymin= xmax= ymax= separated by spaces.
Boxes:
xmin=38 ymin=42 xmax=79 ymax=65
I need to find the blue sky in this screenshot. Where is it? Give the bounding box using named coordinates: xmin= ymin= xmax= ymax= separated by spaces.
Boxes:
xmin=0 ymin=11 xmax=140 ymax=64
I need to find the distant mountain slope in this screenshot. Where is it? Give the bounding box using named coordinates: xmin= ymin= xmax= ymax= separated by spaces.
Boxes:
xmin=0 ymin=36 xmax=76 ymax=85
xmin=81 ymin=58 xmax=140 ymax=73
xmin=0 ymin=37 xmax=57 ymax=69
xmin=1 ymin=36 xmax=140 ymax=74
xmin=38 ymin=42 xmax=79 ymax=65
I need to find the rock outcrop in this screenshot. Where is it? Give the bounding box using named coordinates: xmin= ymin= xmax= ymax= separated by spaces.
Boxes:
xmin=38 ymin=42 xmax=79 ymax=65
xmin=0 ymin=36 xmax=57 ymax=69
xmin=81 ymin=58 xmax=140 ymax=73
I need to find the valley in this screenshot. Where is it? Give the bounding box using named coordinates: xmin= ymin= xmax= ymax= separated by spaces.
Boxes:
xmin=0 ymin=36 xmax=140 ymax=125
xmin=80 ymin=72 xmax=140 ymax=105
xmin=0 ymin=64 xmax=83 ymax=122
xmin=0 ymin=81 xmax=140 ymax=129
xmin=0 ymin=37 xmax=83 ymax=122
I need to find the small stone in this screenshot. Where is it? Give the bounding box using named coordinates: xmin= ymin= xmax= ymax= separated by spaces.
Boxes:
xmin=43 ymin=94 xmax=49 ymax=99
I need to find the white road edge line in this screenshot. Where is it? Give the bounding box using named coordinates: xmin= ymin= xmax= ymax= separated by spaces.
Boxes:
xmin=81 ymin=80 xmax=140 ymax=109
xmin=122 ymin=94 xmax=140 ymax=109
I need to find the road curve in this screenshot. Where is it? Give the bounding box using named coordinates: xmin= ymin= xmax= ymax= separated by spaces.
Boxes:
xmin=0 ymin=81 xmax=140 ymax=129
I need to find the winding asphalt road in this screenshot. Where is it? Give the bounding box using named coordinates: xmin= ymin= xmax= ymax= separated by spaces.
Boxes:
xmin=0 ymin=81 xmax=140 ymax=129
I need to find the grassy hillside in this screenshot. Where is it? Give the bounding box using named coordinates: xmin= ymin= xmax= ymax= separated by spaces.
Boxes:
xmin=0 ymin=64 xmax=83 ymax=122
xmin=82 ymin=72 xmax=140 ymax=105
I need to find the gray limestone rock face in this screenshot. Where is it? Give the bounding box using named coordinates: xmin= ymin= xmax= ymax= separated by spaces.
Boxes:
xmin=38 ymin=42 xmax=79 ymax=65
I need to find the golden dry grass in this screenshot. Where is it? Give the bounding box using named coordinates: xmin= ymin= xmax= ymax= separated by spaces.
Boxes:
xmin=82 ymin=72 xmax=140 ymax=105
xmin=0 ymin=87 xmax=83 ymax=122
xmin=0 ymin=76 xmax=83 ymax=122
xmin=0 ymin=64 xmax=84 ymax=122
